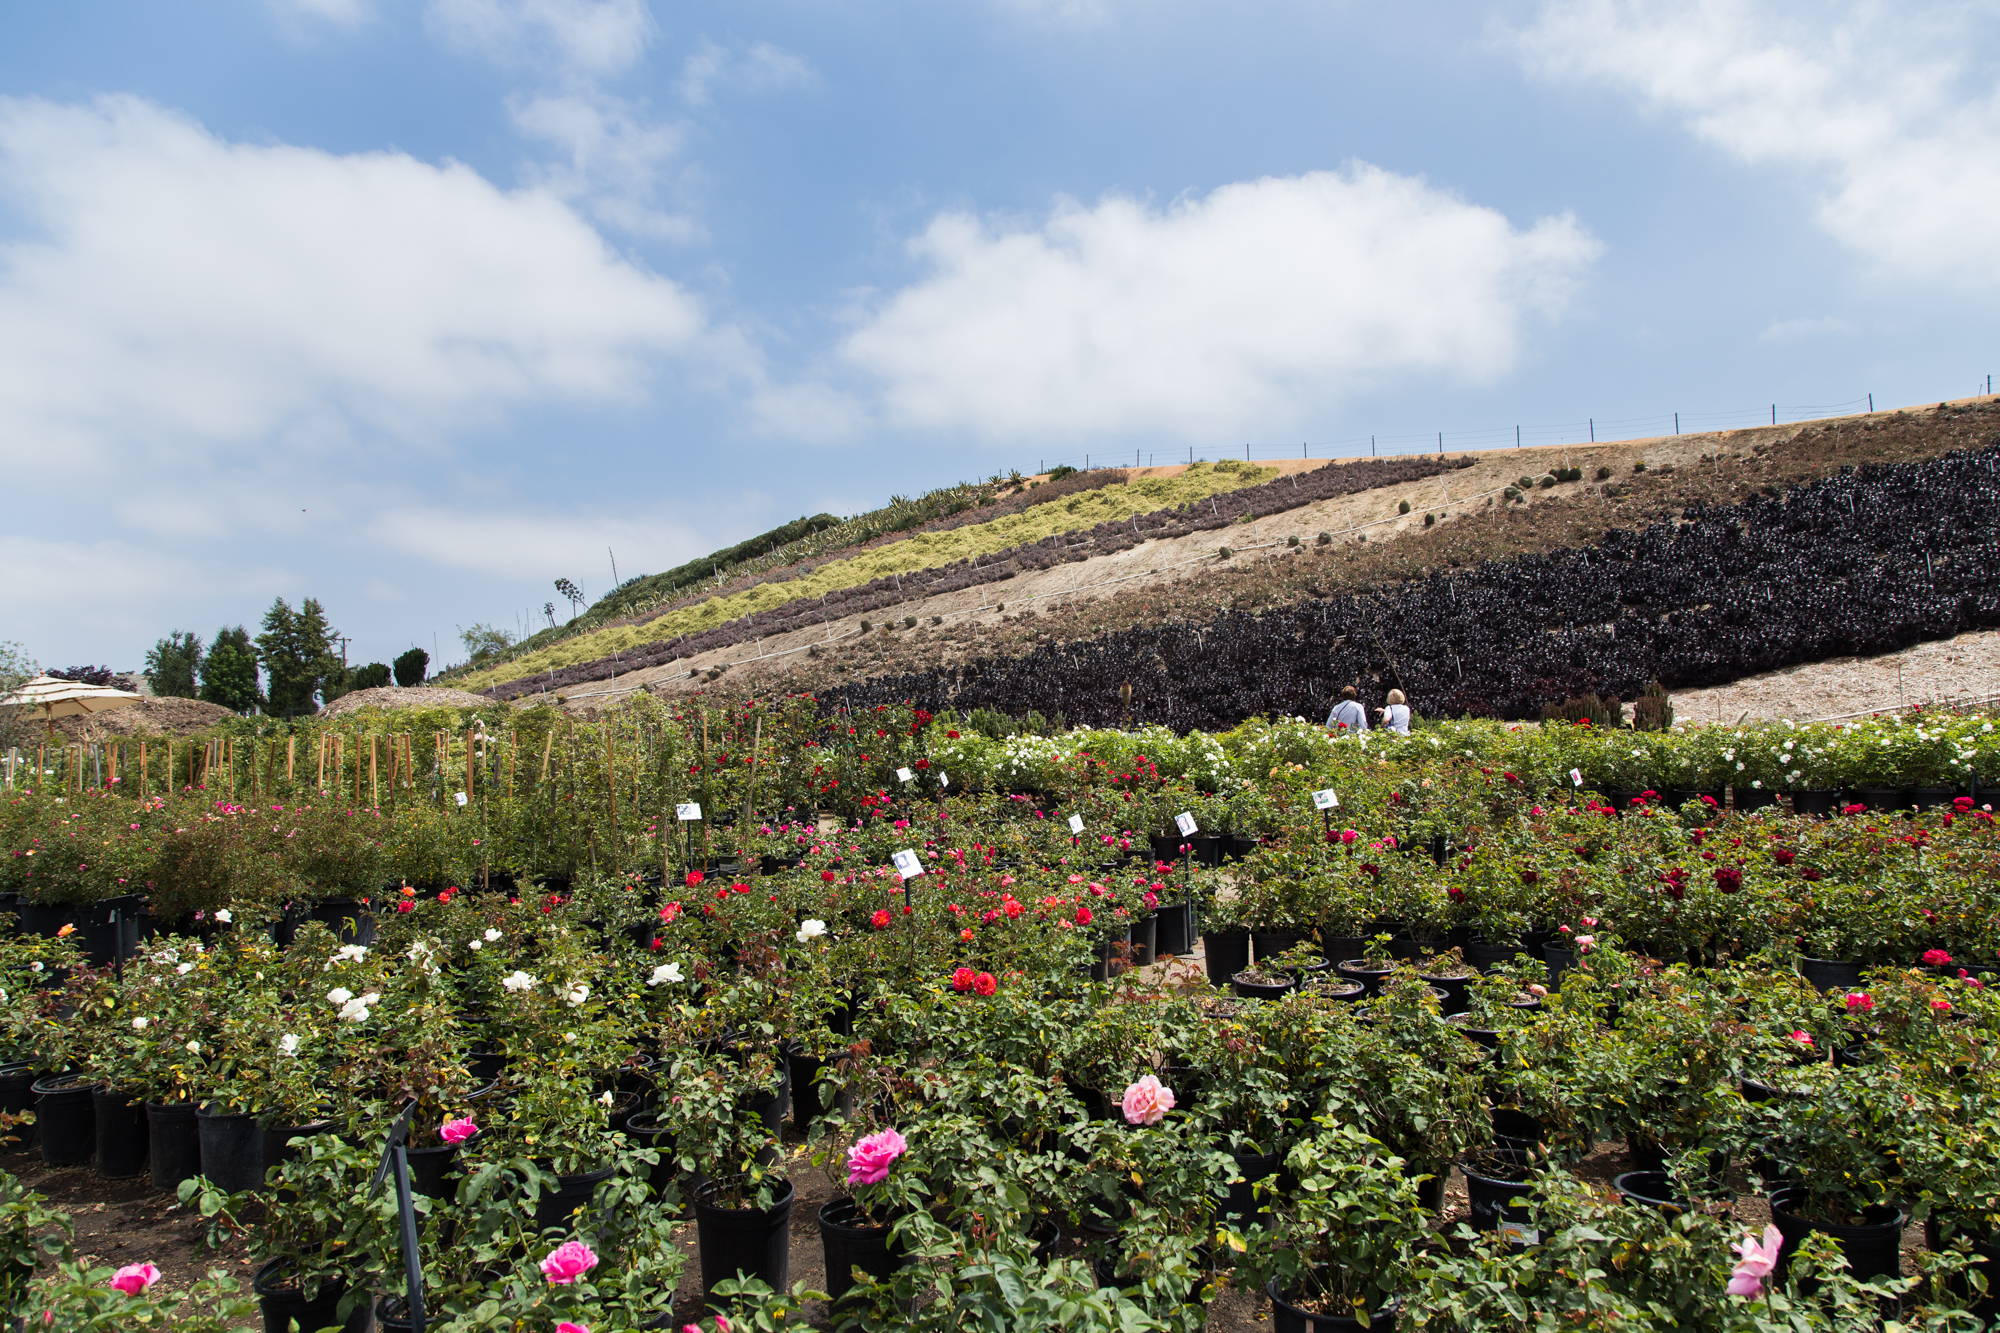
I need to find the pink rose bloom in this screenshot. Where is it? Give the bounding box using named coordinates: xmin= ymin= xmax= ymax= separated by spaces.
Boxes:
xmin=1726 ymin=1224 xmax=1782 ymax=1297
xmin=1790 ymin=1030 xmax=1814 ymax=1048
xmin=1923 ymin=949 xmax=1954 ymax=967
xmin=1574 ymin=935 xmax=1596 ymax=954
xmin=539 ymin=1240 xmax=599 ymax=1285
xmin=109 ymin=1263 xmax=160 ymax=1296
xmin=846 ymin=1128 xmax=908 ymax=1185
xmin=439 ymin=1116 xmax=478 ymax=1145
xmin=1121 ymin=1075 xmax=1176 ymax=1126
xmin=558 ymin=1324 xmax=591 ymax=1333
xmin=1844 ymin=992 xmax=1873 ymax=1013
xmin=1338 ymin=829 xmax=1359 ymax=844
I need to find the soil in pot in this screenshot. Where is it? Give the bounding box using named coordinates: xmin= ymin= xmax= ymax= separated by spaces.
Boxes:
xmin=695 ymin=1175 xmax=795 ymax=1308
xmin=251 ymin=1257 xmax=369 ymax=1333
xmin=91 ymin=1087 xmax=148 ymax=1179
xmin=147 ymin=1100 xmax=200 ymax=1192
xmin=1302 ymin=976 xmax=1365 ymax=1003
xmin=1335 ymin=959 xmax=1394 ymax=996
xmin=34 ymin=1074 xmax=95 ymax=1168
xmin=1460 ymin=1148 xmax=1540 ymax=1236
xmin=1768 ymin=1187 xmax=1906 ymax=1286
xmin=1232 ymin=969 xmax=1295 ymax=1002
xmin=820 ymin=1195 xmax=902 ymax=1303
xmin=1266 ymin=1279 xmax=1402 ymax=1333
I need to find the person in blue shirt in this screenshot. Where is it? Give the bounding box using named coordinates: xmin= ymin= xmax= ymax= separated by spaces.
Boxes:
xmin=1327 ymin=685 xmax=1368 ymax=733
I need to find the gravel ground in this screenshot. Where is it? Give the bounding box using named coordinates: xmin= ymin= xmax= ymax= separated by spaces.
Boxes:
xmin=1669 ymin=630 xmax=2000 ymax=723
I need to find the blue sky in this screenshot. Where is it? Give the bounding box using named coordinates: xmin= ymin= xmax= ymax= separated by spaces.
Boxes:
xmin=3 ymin=0 xmax=1996 ymax=676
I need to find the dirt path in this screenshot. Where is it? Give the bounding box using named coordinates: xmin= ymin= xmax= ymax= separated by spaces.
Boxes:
xmin=1667 ymin=630 xmax=2000 ymax=724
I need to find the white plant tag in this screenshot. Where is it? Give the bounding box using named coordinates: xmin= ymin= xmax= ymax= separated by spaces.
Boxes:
xmin=1067 ymin=814 xmax=1085 ymax=834
xmin=1311 ymin=789 xmax=1339 ymax=810
xmin=938 ymin=772 xmax=949 ymax=788
xmin=1570 ymin=769 xmax=1584 ymax=787
xmin=675 ymin=802 xmax=702 ymax=821
xmin=896 ymin=767 xmax=914 ymax=783
xmin=892 ymin=849 xmax=923 ymax=879
xmin=453 ymin=792 xmax=468 ymax=807
xmin=1175 ymin=811 xmax=1198 ymax=837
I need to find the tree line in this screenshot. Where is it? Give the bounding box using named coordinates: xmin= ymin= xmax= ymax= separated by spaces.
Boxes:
xmin=143 ymin=598 xmax=431 ymax=717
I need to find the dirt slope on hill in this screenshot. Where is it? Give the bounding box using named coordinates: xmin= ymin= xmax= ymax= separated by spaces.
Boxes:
xmin=517 ymin=396 xmax=2000 ymax=715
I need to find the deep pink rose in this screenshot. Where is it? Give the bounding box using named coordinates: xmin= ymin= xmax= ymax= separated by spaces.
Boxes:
xmin=1923 ymin=949 xmax=1954 ymax=967
xmin=846 ymin=1128 xmax=907 ymax=1185
xmin=539 ymin=1240 xmax=599 ymax=1285
xmin=439 ymin=1116 xmax=478 ymax=1145
xmin=1121 ymin=1075 xmax=1176 ymax=1126
xmin=109 ymin=1263 xmax=160 ymax=1296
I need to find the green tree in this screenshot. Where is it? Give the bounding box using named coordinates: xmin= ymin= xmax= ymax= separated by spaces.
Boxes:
xmin=351 ymin=663 xmax=391 ymax=691
xmin=144 ymin=632 xmax=203 ymax=698
xmin=392 ymin=648 xmax=428 ymax=687
xmin=0 ymin=641 xmax=35 ymax=751
xmin=460 ymin=624 xmax=513 ymax=663
xmin=198 ymin=627 xmax=261 ymax=713
xmin=256 ymin=598 xmax=340 ymax=717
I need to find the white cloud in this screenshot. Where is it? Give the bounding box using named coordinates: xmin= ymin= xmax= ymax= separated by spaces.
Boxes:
xmin=678 ymin=41 xmax=817 ymax=107
xmin=1760 ymin=315 xmax=1858 ymax=342
xmin=1512 ymin=0 xmax=2000 ymax=281
xmin=509 ymin=92 xmax=697 ymax=239
xmin=427 ymin=0 xmax=653 ymax=78
xmin=0 ymin=94 xmax=707 ymax=487
xmin=841 ymin=165 xmax=1599 ymax=440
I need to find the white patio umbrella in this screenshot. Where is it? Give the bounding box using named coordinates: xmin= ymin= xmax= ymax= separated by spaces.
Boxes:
xmin=0 ymin=675 xmax=143 ymax=738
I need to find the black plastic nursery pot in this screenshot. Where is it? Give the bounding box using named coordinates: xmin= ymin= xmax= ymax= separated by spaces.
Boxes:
xmin=1768 ymin=1187 xmax=1906 ymax=1286
xmin=1797 ymin=958 xmax=1864 ymax=994
xmin=1787 ymin=790 xmax=1839 ymax=817
xmin=0 ymin=1064 xmax=38 ymax=1149
xmin=534 ymin=1162 xmax=617 ymax=1230
xmin=91 ymin=1087 xmax=148 ymax=1179
xmin=622 ymin=1111 xmax=680 ymax=1201
xmin=260 ymin=1118 xmax=333 ymax=1179
xmin=1334 ymin=959 xmax=1394 ymax=997
xmin=1421 ymin=971 xmax=1474 ymax=1015
xmin=1154 ymin=900 xmax=1196 ymax=957
xmin=695 ymin=1175 xmax=795 ymax=1308
xmin=819 ymin=1196 xmax=902 ymax=1304
xmin=1130 ymin=912 xmax=1158 ymax=967
xmin=1464 ymin=940 xmax=1528 ymax=972
xmin=33 ymin=1074 xmax=95 ymax=1167
xmin=405 ymin=1134 xmax=474 ymax=1202
xmin=1460 ymin=1149 xmax=1540 ymax=1236
xmin=197 ymin=1104 xmax=264 ymax=1193
xmin=305 ymin=897 xmax=375 ymax=946
xmin=147 ymin=1100 xmax=200 ymax=1192
xmin=1232 ymin=972 xmax=1296 ymax=1002
xmin=1222 ymin=1147 xmax=1288 ymax=1224
xmin=14 ymin=902 xmax=74 ymax=940
xmin=1266 ymin=1279 xmax=1401 ymax=1333
xmin=1204 ymin=930 xmax=1250 ymax=987
xmin=1252 ymin=931 xmax=1307 ymax=964
xmin=251 ymin=1257 xmax=369 ymax=1333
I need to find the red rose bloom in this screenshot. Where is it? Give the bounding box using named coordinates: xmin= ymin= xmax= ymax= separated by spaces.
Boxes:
xmin=871 ymin=909 xmax=891 ymax=929
xmin=686 ymin=870 xmax=704 ymax=886
xmin=951 ymin=966 xmax=975 ymax=993
xmin=973 ymin=972 xmax=997 ymax=996
xmin=1075 ymin=906 xmax=1093 ymax=926
xmin=1713 ymin=867 xmax=1742 ymax=894
xmin=1923 ymin=949 xmax=1954 ymax=967
xmin=1773 ymin=848 xmax=1795 ymax=865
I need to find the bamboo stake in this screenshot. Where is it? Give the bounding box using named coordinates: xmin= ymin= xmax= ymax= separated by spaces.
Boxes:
xmin=508 ymin=728 xmax=516 ymax=798
xmin=370 ymin=734 xmax=379 ymax=808
xmin=286 ymin=735 xmax=295 ymax=783
xmin=698 ymin=712 xmax=711 ymax=867
xmin=227 ymin=737 xmax=235 ymax=800
xmin=739 ymin=716 xmax=763 ymax=856
xmin=353 ymin=732 xmax=361 ymax=806
xmin=540 ymin=729 xmax=555 ymax=797
xmin=606 ymin=728 xmax=619 ymax=870
xmin=464 ymin=728 xmax=474 ymax=800
xmin=317 ymin=734 xmax=327 ymax=790
xmin=139 ymin=742 xmax=147 ymax=799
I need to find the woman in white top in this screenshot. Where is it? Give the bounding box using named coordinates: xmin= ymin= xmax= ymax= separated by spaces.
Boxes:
xmin=1382 ymin=688 xmax=1411 ymax=734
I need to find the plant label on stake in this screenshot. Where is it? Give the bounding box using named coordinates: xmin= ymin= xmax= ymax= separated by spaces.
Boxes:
xmin=892 ymin=849 xmax=923 ymax=879
xmin=896 ymin=767 xmax=914 ymax=784
xmin=453 ymin=791 xmax=467 ymax=807
xmin=938 ymin=771 xmax=949 ymax=788
xmin=1067 ymin=814 xmax=1085 ymax=835
xmin=1175 ymin=811 xmax=1198 ymax=838
xmin=675 ymin=802 xmax=702 ymax=821
xmin=1311 ymin=789 xmax=1339 ymax=810
xmin=1569 ymin=769 xmax=1584 ymax=788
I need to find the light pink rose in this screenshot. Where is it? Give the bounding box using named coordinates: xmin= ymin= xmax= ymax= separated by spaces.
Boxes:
xmin=1121 ymin=1075 xmax=1176 ymax=1126
xmin=1726 ymin=1224 xmax=1782 ymax=1297
xmin=539 ymin=1240 xmax=599 ymax=1285
xmin=557 ymin=1324 xmax=591 ymax=1333
xmin=109 ymin=1263 xmax=160 ymax=1296
xmin=439 ymin=1116 xmax=478 ymax=1145
xmin=846 ymin=1128 xmax=908 ymax=1185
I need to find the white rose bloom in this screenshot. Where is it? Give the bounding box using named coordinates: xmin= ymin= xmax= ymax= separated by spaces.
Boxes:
xmin=185 ymin=1040 xmax=200 ymax=1054
xmin=338 ymin=998 xmax=371 ymax=1023
xmin=502 ymin=971 xmax=536 ymax=993
xmin=176 ymin=963 xmax=194 ymax=975
xmin=467 ymin=940 xmax=482 ymax=951
xmin=326 ymin=987 xmax=355 ymax=1006
xmin=598 ymin=1090 xmax=615 ymax=1106
xmin=483 ymin=929 xmax=502 ymax=942
xmin=280 ymin=1034 xmax=300 ymax=1055
xmin=795 ymin=919 xmax=828 ymax=944
xmin=567 ymin=984 xmax=590 ymax=1007
xmin=333 ymin=945 xmax=368 ymax=964
xmin=131 ymin=1017 xmax=149 ymax=1030
xmin=213 ymin=909 xmax=233 ymax=924
xmin=647 ymin=962 xmax=685 ymax=987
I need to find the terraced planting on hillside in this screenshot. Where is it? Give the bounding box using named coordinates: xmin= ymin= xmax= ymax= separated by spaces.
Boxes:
xmin=464 ymin=453 xmax=1463 ymax=697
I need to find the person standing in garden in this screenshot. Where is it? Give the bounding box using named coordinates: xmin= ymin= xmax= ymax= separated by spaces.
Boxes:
xmin=1327 ymin=685 xmax=1369 ymax=733
xmin=1381 ymin=689 xmax=1411 ymax=734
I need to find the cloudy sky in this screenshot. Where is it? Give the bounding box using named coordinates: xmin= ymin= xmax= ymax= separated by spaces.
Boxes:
xmin=4 ymin=0 xmax=1996 ymax=673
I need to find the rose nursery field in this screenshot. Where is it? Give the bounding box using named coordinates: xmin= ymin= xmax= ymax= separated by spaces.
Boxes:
xmin=7 ymin=697 xmax=2000 ymax=1330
